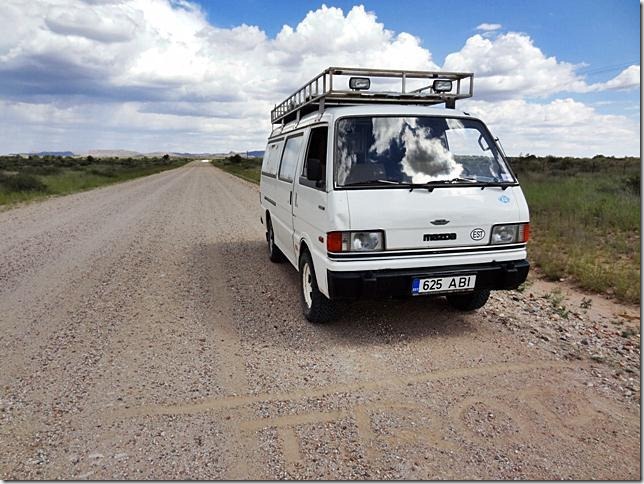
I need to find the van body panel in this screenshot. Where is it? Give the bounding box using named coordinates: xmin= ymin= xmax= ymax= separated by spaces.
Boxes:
xmin=325 ymin=246 xmax=527 ymax=272
xmin=293 ymin=184 xmax=327 ymax=248
xmin=514 ymin=185 xmax=531 ymax=222
xmin=344 ymin=186 xmax=524 ymax=250
xmin=309 ymin=238 xmax=330 ymax=297
xmin=326 ymin=190 xmax=351 ymax=231
xmin=270 ymin=177 xmax=297 ymax=265
xmin=293 ymin=180 xmax=329 ymax=293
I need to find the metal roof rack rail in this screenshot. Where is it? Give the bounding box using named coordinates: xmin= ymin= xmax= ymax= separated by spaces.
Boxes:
xmin=271 ymin=67 xmax=474 ymax=125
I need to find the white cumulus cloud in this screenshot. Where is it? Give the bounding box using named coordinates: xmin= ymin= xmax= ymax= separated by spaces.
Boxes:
xmin=476 ymin=23 xmax=502 ymax=31
xmin=461 ymin=98 xmax=640 ymax=157
xmin=443 ymin=32 xmax=591 ymax=98
xmin=589 ymin=65 xmax=640 ymax=91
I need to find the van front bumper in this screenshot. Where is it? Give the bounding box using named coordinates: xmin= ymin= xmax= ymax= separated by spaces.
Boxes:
xmin=326 ymin=259 xmax=529 ymax=300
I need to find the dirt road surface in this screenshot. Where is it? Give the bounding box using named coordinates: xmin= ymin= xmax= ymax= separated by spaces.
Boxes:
xmin=0 ymin=162 xmax=640 ymax=479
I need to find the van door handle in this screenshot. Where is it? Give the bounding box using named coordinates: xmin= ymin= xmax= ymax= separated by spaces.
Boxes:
xmin=289 ymin=191 xmax=292 ymax=205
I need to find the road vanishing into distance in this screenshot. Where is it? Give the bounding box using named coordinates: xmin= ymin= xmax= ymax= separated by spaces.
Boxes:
xmin=0 ymin=162 xmax=639 ymax=479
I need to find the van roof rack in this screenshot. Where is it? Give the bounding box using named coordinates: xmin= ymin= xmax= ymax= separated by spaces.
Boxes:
xmin=271 ymin=67 xmax=474 ymax=125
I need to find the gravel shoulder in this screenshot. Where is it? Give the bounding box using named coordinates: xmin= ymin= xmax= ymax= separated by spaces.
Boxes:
xmin=0 ymin=162 xmax=639 ymax=479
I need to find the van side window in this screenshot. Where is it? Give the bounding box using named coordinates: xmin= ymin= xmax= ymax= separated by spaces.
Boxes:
xmin=278 ymin=135 xmax=303 ymax=182
xmin=260 ymin=147 xmax=272 ymax=176
xmin=261 ymin=141 xmax=282 ymax=176
xmin=301 ymin=126 xmax=328 ymax=189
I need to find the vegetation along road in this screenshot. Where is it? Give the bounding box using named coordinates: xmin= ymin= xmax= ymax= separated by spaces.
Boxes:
xmin=0 ymin=162 xmax=639 ymax=479
xmin=0 ymin=155 xmax=189 ymax=206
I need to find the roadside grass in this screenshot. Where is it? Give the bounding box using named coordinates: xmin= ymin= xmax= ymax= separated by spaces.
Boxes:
xmin=214 ymin=153 xmax=640 ymax=304
xmin=211 ymin=156 xmax=261 ymax=184
xmin=519 ymin=173 xmax=640 ymax=304
xmin=513 ymin=155 xmax=640 ymax=305
xmin=0 ymin=156 xmax=190 ymax=206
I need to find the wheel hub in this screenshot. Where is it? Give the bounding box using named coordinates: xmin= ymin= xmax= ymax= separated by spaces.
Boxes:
xmin=302 ymin=262 xmax=313 ymax=308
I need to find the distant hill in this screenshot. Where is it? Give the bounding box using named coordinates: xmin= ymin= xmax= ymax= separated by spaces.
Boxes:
xmin=81 ymin=149 xmax=267 ymax=159
xmin=28 ymin=151 xmax=75 ymax=157
xmin=12 ymin=149 xmax=265 ymax=159
xmin=83 ymin=149 xmax=142 ymax=158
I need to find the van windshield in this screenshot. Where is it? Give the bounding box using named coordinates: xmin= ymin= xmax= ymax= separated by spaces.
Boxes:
xmin=335 ymin=116 xmax=515 ymax=187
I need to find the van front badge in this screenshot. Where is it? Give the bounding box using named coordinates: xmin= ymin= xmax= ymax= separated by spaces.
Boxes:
xmin=430 ymin=219 xmax=450 ymax=225
xmin=470 ymin=228 xmax=485 ymax=241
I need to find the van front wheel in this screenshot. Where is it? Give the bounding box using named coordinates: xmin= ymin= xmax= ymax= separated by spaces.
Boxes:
xmin=446 ymin=289 xmax=490 ymax=311
xmin=299 ymin=250 xmax=334 ymax=323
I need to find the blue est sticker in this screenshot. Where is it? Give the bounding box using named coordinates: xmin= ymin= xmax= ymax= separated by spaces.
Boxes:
xmin=498 ymin=195 xmax=510 ymax=204
xmin=411 ymin=279 xmax=420 ymax=294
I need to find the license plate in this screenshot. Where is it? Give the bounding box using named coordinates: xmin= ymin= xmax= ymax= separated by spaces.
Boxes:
xmin=412 ymin=275 xmax=476 ymax=295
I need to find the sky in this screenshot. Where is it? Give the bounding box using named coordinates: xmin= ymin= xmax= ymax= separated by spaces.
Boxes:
xmin=0 ymin=0 xmax=640 ymax=156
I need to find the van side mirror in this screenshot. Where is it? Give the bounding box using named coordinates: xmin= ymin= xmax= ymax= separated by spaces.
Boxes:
xmin=306 ymin=158 xmax=322 ymax=181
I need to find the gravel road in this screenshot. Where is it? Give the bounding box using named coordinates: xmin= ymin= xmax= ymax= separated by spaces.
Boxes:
xmin=0 ymin=162 xmax=640 ymax=479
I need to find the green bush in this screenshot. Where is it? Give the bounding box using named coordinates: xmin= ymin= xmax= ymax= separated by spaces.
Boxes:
xmin=1 ymin=173 xmax=47 ymax=192
xmin=88 ymin=167 xmax=118 ymax=178
xmin=21 ymin=165 xmax=62 ymax=176
xmin=225 ymin=154 xmax=244 ymax=164
xmin=623 ymin=174 xmax=640 ymax=195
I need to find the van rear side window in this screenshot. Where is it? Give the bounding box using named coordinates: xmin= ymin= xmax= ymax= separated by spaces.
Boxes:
xmin=261 ymin=141 xmax=283 ymax=176
xmin=278 ymin=135 xmax=303 ymax=182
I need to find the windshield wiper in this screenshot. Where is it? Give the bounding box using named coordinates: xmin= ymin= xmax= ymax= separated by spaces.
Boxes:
xmin=447 ymin=177 xmax=511 ymax=190
xmin=471 ymin=177 xmax=515 ymax=190
xmin=343 ymin=179 xmax=404 ymax=187
xmin=407 ymin=183 xmax=435 ymax=192
xmin=447 ymin=176 xmax=477 ymax=183
xmin=408 ymin=177 xmax=476 ymax=192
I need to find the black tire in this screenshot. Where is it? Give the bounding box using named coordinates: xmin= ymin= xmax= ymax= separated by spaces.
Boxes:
xmin=299 ymin=250 xmax=335 ymax=323
xmin=266 ymin=216 xmax=285 ymax=263
xmin=446 ymin=289 xmax=490 ymax=311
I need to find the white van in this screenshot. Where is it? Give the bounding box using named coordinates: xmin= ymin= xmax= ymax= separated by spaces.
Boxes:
xmin=260 ymin=67 xmax=529 ymax=323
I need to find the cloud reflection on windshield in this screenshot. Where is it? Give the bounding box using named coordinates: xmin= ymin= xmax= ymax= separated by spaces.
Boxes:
xmin=399 ymin=122 xmax=463 ymax=182
xmin=371 ymin=117 xmax=463 ymax=182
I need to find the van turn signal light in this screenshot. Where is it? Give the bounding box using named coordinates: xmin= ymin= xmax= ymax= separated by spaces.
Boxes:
xmin=326 ymin=231 xmax=343 ymax=252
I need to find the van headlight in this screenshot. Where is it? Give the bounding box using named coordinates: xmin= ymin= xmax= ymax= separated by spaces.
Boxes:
xmin=327 ymin=230 xmax=384 ymax=252
xmin=490 ymin=223 xmax=530 ymax=244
